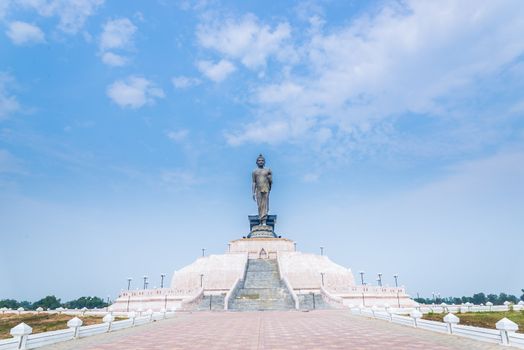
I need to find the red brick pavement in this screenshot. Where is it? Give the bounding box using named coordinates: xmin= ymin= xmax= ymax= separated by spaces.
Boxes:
xmin=45 ymin=310 xmax=505 ymax=350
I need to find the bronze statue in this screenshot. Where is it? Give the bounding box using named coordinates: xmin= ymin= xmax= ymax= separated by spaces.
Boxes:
xmin=252 ymin=154 xmax=272 ymax=225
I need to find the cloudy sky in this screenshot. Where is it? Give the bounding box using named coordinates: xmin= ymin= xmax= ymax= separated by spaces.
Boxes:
xmin=1 ymin=0 xmax=523 ymax=302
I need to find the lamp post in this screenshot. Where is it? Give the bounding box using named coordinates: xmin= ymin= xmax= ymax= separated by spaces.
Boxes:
xmin=432 ymin=292 xmax=435 ymax=303
xmin=143 ymin=276 xmax=148 ymax=290
xmin=160 ymin=274 xmax=166 ymax=289
xmin=127 ymin=278 xmax=132 ymax=290
xmin=377 ymin=273 xmax=382 ymax=287
xmin=359 ymin=271 xmax=365 ymax=285
xmin=200 ymin=274 xmax=204 ymax=288
xmin=320 ymin=246 xmax=324 ymax=256
xmin=393 ymin=274 xmax=399 ymax=288
xmin=201 ymin=248 xmax=206 ymax=257
xmin=320 ymin=272 xmax=325 ymax=286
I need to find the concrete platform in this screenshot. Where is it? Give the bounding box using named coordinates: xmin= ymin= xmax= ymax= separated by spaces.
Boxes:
xmin=42 ymin=310 xmax=506 ymax=350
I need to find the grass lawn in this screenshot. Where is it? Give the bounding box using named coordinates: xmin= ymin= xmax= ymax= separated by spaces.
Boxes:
xmin=423 ymin=310 xmax=524 ymax=333
xmin=0 ymin=314 xmax=123 ymax=339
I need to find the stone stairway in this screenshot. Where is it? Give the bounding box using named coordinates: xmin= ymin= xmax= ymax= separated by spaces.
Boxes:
xmin=195 ymin=293 xmax=226 ymax=311
xmin=298 ymin=293 xmax=332 ymax=310
xmin=228 ymin=259 xmax=295 ymax=311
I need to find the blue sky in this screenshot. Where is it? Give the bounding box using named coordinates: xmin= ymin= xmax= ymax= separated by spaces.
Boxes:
xmin=0 ymin=0 xmax=523 ymax=302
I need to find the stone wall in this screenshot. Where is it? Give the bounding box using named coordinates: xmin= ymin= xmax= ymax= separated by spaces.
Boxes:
xmin=170 ymin=253 xmax=248 ymax=292
xmin=278 ymin=251 xmax=356 ymax=292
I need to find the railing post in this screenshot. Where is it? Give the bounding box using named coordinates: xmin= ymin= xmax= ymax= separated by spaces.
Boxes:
xmin=443 ymin=313 xmax=459 ymax=334
xmin=128 ymin=311 xmax=137 ymax=326
xmin=67 ymin=317 xmax=83 ymax=339
xmin=410 ymin=309 xmax=422 ymax=328
xmin=10 ymin=323 xmax=32 ymax=350
xmin=146 ymin=309 xmax=154 ymax=321
xmin=486 ymin=301 xmax=493 ymax=312
xmin=496 ymin=317 xmax=518 ymax=346
xmin=103 ymin=314 xmax=115 ymax=332
xmin=371 ymin=305 xmax=378 ymax=318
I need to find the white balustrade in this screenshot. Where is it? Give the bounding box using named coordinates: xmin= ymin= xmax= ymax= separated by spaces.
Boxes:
xmin=353 ymin=306 xmax=523 ymax=348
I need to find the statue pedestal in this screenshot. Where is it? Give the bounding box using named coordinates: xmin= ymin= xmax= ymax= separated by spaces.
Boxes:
xmin=250 ymin=225 xmax=276 ymax=238
xmin=247 ymin=215 xmax=278 ymax=238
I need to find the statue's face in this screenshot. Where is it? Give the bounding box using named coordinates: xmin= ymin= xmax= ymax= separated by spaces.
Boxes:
xmin=256 ymin=157 xmax=265 ymax=167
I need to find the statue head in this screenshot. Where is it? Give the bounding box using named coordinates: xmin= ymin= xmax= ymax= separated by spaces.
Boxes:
xmin=256 ymin=154 xmax=265 ymax=168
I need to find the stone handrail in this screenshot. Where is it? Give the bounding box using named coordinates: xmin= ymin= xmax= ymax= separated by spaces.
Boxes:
xmin=352 ymin=307 xmax=524 ymax=349
xmin=224 ymin=277 xmax=242 ymax=311
xmin=282 ymin=277 xmax=299 ymax=310
xmin=276 ymin=253 xmax=300 ymax=309
xmin=224 ymin=253 xmax=248 ymax=310
xmin=180 ymin=288 xmax=204 ymax=309
xmin=0 ymin=311 xmax=177 ymax=350
xmin=320 ymin=285 xmax=345 ymax=308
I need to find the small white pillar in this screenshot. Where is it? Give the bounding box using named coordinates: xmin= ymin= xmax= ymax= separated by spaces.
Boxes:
xmin=160 ymin=308 xmax=167 ymax=319
xmin=81 ymin=307 xmax=88 ymax=316
xmin=102 ymin=314 xmax=115 ymax=332
xmin=410 ymin=309 xmax=422 ymax=328
xmin=10 ymin=323 xmax=32 ymax=350
xmin=146 ymin=309 xmax=154 ymax=321
xmin=67 ymin=317 xmax=83 ymax=339
xmin=371 ymin=305 xmax=378 ymax=318
xmin=440 ymin=302 xmax=447 ymax=313
xmin=443 ymin=313 xmax=459 ymax=334
xmin=486 ymin=301 xmax=493 ymax=312
xmin=128 ymin=311 xmax=137 ymax=326
xmin=496 ymin=317 xmax=518 ymax=346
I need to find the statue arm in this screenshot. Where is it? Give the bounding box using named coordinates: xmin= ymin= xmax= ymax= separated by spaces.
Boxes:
xmin=268 ymin=169 xmax=272 ymax=191
xmin=252 ymin=171 xmax=256 ymax=201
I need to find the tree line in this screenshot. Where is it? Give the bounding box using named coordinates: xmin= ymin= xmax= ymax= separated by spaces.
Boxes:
xmin=414 ymin=290 xmax=524 ymax=305
xmin=0 ymin=295 xmax=109 ymax=310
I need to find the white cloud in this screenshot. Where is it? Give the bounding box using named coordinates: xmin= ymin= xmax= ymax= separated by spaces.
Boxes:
xmin=197 ymin=13 xmax=292 ymax=69
xmin=6 ymin=21 xmax=45 ymax=45
xmin=225 ymin=120 xmax=290 ymax=146
xmin=197 ymin=59 xmax=236 ymax=82
xmin=106 ymin=76 xmax=164 ymax=109
xmin=16 ymin=0 xmax=104 ymax=34
xmin=101 ymin=52 xmax=127 ymax=66
xmin=225 ymin=0 xmax=524 ymax=154
xmin=100 ymin=18 xmax=136 ymax=51
xmin=172 ymin=76 xmax=201 ymax=89
xmin=99 ymin=18 xmax=136 ymax=66
xmin=161 ymin=170 xmax=199 ymax=191
xmin=166 ymin=129 xmax=189 ymax=142
xmin=0 ymin=73 xmax=19 ymax=120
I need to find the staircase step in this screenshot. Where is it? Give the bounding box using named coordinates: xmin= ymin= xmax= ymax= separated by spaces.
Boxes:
xmin=228 ymin=258 xmax=295 ymax=311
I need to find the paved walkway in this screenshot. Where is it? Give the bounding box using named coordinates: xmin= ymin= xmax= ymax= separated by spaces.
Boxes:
xmin=44 ymin=310 xmax=507 ymax=350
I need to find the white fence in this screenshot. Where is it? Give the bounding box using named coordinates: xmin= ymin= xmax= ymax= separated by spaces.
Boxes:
xmin=388 ymin=302 xmax=524 ymax=315
xmin=352 ymin=306 xmax=524 ymax=348
xmin=0 ymin=310 xmax=176 ymax=350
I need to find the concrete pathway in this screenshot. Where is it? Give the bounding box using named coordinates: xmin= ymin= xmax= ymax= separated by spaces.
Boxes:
xmin=43 ymin=310 xmax=509 ymax=350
